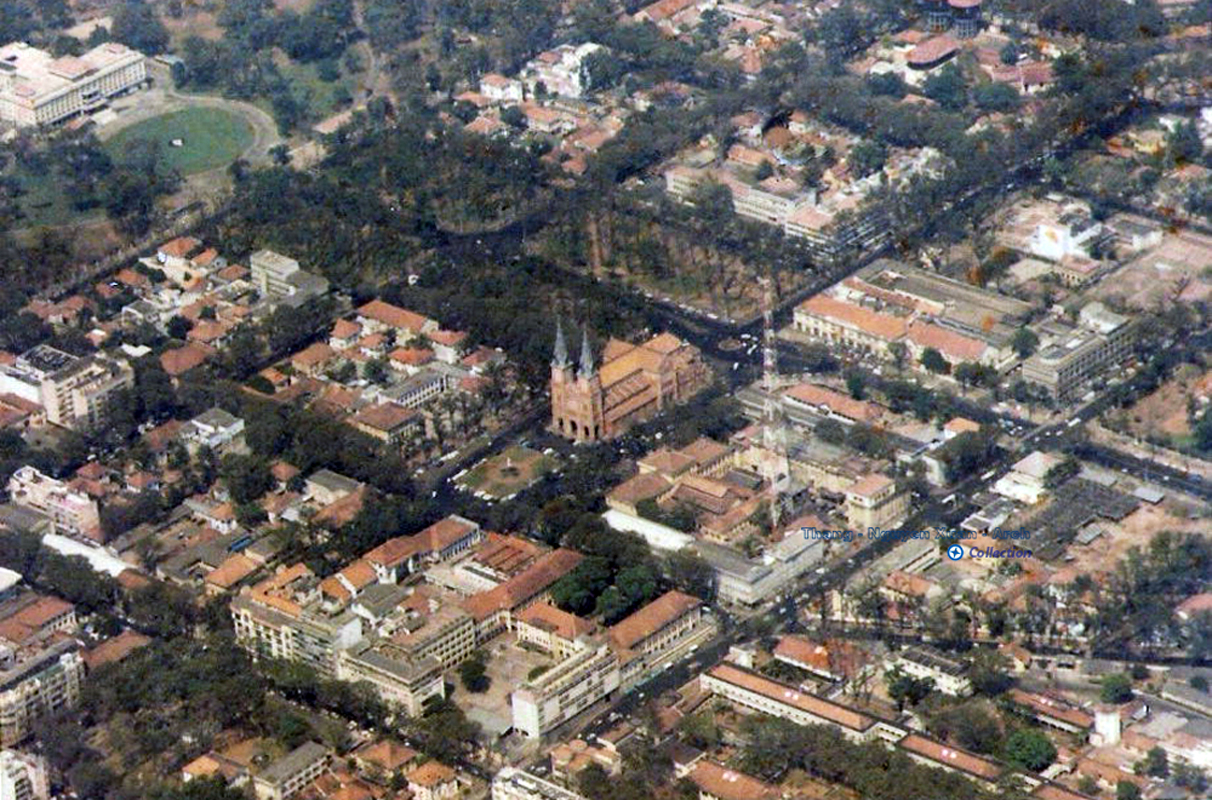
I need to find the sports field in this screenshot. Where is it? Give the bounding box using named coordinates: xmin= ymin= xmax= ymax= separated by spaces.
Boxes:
xmin=105 ymin=107 xmax=255 ymax=175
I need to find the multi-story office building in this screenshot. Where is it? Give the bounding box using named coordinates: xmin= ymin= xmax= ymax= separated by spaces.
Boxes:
xmin=1021 ymin=303 xmax=1137 ymax=400
xmin=844 ymin=473 xmax=910 ymax=532
xmin=251 ymin=741 xmax=329 ymax=800
xmin=888 ymin=645 xmax=973 ymax=696
xmin=6 ymin=466 xmax=102 ymax=542
xmin=0 ymin=345 xmax=134 ymax=431
xmin=248 ymin=249 xmax=329 ymax=307
xmin=0 ymin=41 xmax=146 ymax=127
xmin=231 ymin=564 xmax=364 ymax=677
xmin=511 ymin=641 xmax=621 ymax=738
xmin=0 ymin=593 xmax=84 ymax=746
xmin=0 ymin=749 xmax=49 ymax=800
xmin=40 ymin=353 xmax=135 ymax=431
xmin=336 ymin=640 xmax=445 ymax=716
xmin=492 ymin=767 xmax=588 ymax=800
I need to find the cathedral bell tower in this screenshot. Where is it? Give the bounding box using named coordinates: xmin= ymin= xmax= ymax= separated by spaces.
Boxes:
xmin=549 ymin=321 xmax=605 ymax=442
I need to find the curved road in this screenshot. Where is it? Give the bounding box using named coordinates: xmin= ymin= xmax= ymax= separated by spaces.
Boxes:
xmin=98 ymin=62 xmax=281 ymax=174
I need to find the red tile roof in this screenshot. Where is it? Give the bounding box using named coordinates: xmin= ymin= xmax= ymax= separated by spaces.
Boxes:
xmin=898 ymin=734 xmax=1001 ymax=780
xmin=608 ymin=590 xmax=700 ymax=651
xmin=160 ymin=343 xmax=214 ymax=376
xmin=356 ymin=300 xmax=433 ymax=334
xmin=707 ymin=663 xmax=874 ymax=731
xmin=907 ymin=35 xmax=959 ymax=67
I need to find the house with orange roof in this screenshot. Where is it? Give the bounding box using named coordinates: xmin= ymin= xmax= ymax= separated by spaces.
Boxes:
xmin=355 ymin=300 xmax=436 ymax=339
xmin=160 ymin=342 xmax=214 ymax=379
xmin=406 ymin=761 xmax=457 ymax=800
xmin=773 ymin=634 xmax=870 ymax=682
xmin=784 ymin=382 xmax=884 ymax=425
xmin=349 ymin=403 xmax=421 ymax=446
xmin=351 ymin=738 xmax=418 ymax=777
xmin=203 ymin=553 xmax=260 ymax=596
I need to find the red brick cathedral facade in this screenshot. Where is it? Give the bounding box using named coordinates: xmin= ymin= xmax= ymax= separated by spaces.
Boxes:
xmin=550 ymin=323 xmax=712 ymax=442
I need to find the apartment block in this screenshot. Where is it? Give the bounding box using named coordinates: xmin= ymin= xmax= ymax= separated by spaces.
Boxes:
xmin=336 ymin=640 xmax=445 ymax=716
xmin=0 ymin=41 xmax=146 ymax=127
xmin=231 ymin=564 xmax=364 ymax=677
xmin=0 ymin=749 xmax=48 ymax=800
xmin=6 ymin=466 xmax=102 ymax=542
xmin=0 ymin=593 xmax=84 ymax=746
xmin=0 ymin=345 xmax=134 ymax=431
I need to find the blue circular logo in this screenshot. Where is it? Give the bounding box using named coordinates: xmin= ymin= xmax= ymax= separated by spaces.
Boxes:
xmin=947 ymin=544 xmax=965 ymax=561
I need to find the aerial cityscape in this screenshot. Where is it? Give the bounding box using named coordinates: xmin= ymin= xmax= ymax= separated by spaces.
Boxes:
xmin=0 ymin=0 xmax=1209 ymax=797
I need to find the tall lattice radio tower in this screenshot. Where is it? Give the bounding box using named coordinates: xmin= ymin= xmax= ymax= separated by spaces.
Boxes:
xmin=759 ymin=274 xmax=791 ymax=533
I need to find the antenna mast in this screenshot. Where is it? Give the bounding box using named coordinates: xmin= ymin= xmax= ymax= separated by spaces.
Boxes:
xmin=759 ymin=273 xmax=789 ymax=534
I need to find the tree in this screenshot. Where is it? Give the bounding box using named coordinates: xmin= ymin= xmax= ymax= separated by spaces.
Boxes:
xmin=886 ymin=668 xmax=934 ymax=710
xmin=923 ymin=64 xmax=968 ymax=111
xmin=666 ymin=550 xmax=714 ymax=601
xmin=968 ymin=649 xmax=1012 ymax=696
xmin=364 ymin=357 xmax=389 ymax=385
xmin=1100 ymin=673 xmax=1134 ymax=704
xmin=1011 ymin=327 xmax=1039 ymax=359
xmin=458 ymin=650 xmax=489 ymax=692
xmin=1192 ymin=675 xmax=1209 ymax=692
xmin=845 ymin=370 xmax=866 ymax=400
xmin=973 ymin=82 xmax=1019 ymax=113
xmin=937 ymin=704 xmax=1002 ymax=754
xmin=815 ymin=418 xmax=846 ymax=445
xmin=111 ymin=0 xmax=170 ymax=54
xmin=920 ymin=347 xmax=949 ymax=374
xmin=167 ymin=315 xmax=193 ymax=340
xmin=1116 ymin=780 xmax=1142 ymax=800
xmin=581 ymin=49 xmax=627 ymax=92
xmin=549 ymin=556 xmax=612 ymax=616
xmin=1004 ymin=729 xmax=1056 ymax=772
xmin=1143 ymin=746 xmax=1169 ymax=778
xmin=888 ymin=340 xmax=908 ymax=372
xmin=219 ymin=454 xmax=274 ymax=505
xmin=999 ymin=42 xmax=1020 ymax=65
xmin=848 ymin=139 xmax=888 ymax=178
xmin=1169 ymin=121 xmax=1204 ymax=165
xmin=1043 ymin=455 xmax=1081 ymax=489
xmin=867 ymin=72 xmax=907 ymax=98
xmin=755 ymin=160 xmax=774 ymax=181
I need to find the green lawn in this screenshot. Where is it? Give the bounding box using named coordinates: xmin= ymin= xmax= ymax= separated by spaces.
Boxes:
xmin=105 ymin=107 xmax=255 ymax=175
xmin=459 ymin=446 xmax=555 ymax=498
xmin=271 ymin=54 xmax=359 ymax=122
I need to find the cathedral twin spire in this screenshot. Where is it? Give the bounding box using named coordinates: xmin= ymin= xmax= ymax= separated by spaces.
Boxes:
xmin=552 ymin=319 xmax=595 ymax=378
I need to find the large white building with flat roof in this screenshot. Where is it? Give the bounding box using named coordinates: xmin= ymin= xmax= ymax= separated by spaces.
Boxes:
xmin=0 ymin=41 xmax=146 ymax=127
